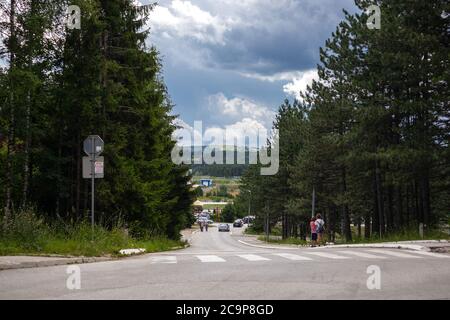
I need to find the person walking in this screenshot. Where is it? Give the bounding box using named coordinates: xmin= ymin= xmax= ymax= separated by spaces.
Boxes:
xmin=315 ymin=213 xmax=325 ymax=245
xmin=310 ymin=217 xmax=317 ymax=247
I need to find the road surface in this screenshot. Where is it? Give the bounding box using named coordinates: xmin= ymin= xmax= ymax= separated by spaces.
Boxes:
xmin=0 ymin=225 xmax=449 ymax=299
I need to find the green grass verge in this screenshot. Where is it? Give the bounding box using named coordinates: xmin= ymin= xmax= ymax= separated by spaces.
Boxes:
xmin=0 ymin=211 xmax=185 ymax=257
xmin=257 ymin=236 xmax=308 ymax=246
xmin=336 ymin=228 xmax=450 ymax=244
xmin=0 ymin=237 xmax=184 ymax=257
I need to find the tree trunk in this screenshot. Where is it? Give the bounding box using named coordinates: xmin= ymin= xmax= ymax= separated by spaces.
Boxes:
xmin=21 ymin=91 xmax=32 ymax=209
xmin=386 ymin=184 xmax=394 ymax=232
xmin=397 ymin=186 xmax=403 ymax=230
xmin=357 ymin=217 xmax=361 ymax=239
xmin=405 ymin=184 xmax=410 ymax=228
xmin=372 ymin=171 xmax=380 ymax=237
xmin=75 ymin=130 xmax=81 ymax=219
xmin=414 ymin=180 xmax=422 ymax=223
xmin=4 ymin=0 xmax=17 ymax=229
xmin=341 ymin=167 xmax=352 ymax=242
xmin=364 ymin=208 xmax=371 ymax=239
xmin=375 ymin=161 xmax=385 ymax=236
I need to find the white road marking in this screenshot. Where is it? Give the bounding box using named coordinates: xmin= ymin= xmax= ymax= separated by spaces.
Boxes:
xmin=150 ymin=256 xmax=177 ymax=264
xmin=238 ymin=254 xmax=271 ymax=261
xmin=398 ymin=250 xmax=449 ymax=259
xmin=196 ymin=255 xmax=226 ymax=263
xmin=336 ymin=250 xmax=386 ymax=259
xmin=304 ymin=252 xmax=350 ymax=260
xmin=273 ymin=253 xmax=313 ymax=261
xmin=367 ymin=249 xmax=423 ymax=258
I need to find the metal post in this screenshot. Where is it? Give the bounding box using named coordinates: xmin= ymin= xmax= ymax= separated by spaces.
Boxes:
xmin=265 ymin=205 xmax=269 ymax=242
xmin=247 ymin=190 xmax=251 ymax=226
xmin=312 ymin=186 xmax=316 ymax=218
xmin=91 ymin=136 xmax=95 ymax=233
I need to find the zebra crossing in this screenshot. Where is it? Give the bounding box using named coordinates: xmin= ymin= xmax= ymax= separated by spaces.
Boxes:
xmin=149 ymin=249 xmax=449 ymax=265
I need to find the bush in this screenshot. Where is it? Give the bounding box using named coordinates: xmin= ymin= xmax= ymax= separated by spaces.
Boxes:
xmin=1 ymin=208 xmax=49 ymax=251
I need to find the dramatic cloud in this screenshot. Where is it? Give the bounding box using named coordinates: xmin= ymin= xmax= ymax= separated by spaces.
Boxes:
xmin=149 ymin=0 xmax=356 ymax=75
xmin=144 ymin=0 xmax=358 ymax=146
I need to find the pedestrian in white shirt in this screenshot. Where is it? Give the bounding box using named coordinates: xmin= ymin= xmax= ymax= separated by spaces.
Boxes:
xmin=315 ymin=213 xmax=325 ymax=245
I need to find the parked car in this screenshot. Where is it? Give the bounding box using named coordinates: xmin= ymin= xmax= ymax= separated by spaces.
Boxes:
xmin=233 ymin=219 xmax=243 ymax=228
xmin=218 ymin=223 xmax=230 ymax=232
xmin=242 ymin=216 xmax=255 ymax=224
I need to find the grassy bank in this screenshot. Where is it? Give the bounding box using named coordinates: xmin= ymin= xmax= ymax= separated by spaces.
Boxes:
xmin=251 ymin=225 xmax=449 ymax=246
xmin=257 ymin=236 xmax=307 ymax=246
xmin=335 ymin=228 xmax=450 ymax=245
xmin=0 ymin=211 xmax=185 ymax=257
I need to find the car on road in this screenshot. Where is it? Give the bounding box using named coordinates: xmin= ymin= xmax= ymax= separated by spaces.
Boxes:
xmin=233 ymin=219 xmax=243 ymax=227
xmin=218 ymin=223 xmax=230 ymax=232
xmin=242 ymin=216 xmax=255 ymax=224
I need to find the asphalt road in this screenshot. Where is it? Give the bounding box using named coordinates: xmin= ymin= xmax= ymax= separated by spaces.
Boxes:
xmin=0 ymin=225 xmax=449 ymax=300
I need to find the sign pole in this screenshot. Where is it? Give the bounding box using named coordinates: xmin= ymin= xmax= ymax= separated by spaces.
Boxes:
xmin=91 ymin=136 xmax=95 ymax=233
xmin=82 ymin=134 xmax=104 ymax=236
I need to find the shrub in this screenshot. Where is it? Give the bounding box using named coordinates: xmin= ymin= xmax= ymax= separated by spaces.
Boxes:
xmin=1 ymin=208 xmax=49 ymax=251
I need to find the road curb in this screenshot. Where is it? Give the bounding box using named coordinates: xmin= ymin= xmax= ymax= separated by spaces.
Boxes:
xmin=316 ymin=243 xmax=429 ymax=252
xmin=0 ymin=256 xmax=115 ymax=271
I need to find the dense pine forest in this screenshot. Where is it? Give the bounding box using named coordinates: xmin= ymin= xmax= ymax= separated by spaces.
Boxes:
xmin=235 ymin=0 xmax=449 ymax=241
xmin=0 ymin=0 xmax=193 ymax=242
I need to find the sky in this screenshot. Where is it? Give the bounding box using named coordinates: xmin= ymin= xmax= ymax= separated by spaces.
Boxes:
xmin=141 ymin=0 xmax=358 ymax=146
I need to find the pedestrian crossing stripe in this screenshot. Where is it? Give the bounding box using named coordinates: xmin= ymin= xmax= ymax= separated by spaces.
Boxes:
xmin=367 ymin=249 xmax=423 ymax=258
xmin=408 ymin=250 xmax=450 ymax=258
xmin=304 ymin=252 xmax=350 ymax=259
xmin=273 ymin=253 xmax=313 ymax=261
xmin=237 ymin=254 xmax=271 ymax=261
xmin=196 ymin=255 xmax=226 ymax=262
xmin=336 ymin=250 xmax=386 ymax=259
xmin=148 ymin=250 xmax=447 ymax=264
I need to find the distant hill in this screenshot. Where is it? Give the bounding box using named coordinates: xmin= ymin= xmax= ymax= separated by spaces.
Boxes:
xmin=188 ymin=145 xmax=257 ymax=177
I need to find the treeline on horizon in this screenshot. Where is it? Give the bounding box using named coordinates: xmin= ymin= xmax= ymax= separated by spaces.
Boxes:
xmin=0 ymin=0 xmax=193 ymax=239
xmin=189 ymin=148 xmax=253 ymax=177
xmin=235 ymin=0 xmax=449 ymax=241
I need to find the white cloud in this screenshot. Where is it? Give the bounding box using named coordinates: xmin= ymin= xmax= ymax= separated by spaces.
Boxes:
xmin=205 ymin=118 xmax=268 ymax=148
xmin=207 ymin=93 xmax=275 ymax=129
xmin=149 ymin=0 xmax=232 ymax=45
xmin=173 ymin=117 xmax=269 ymax=148
xmin=283 ymin=69 xmax=319 ymax=100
